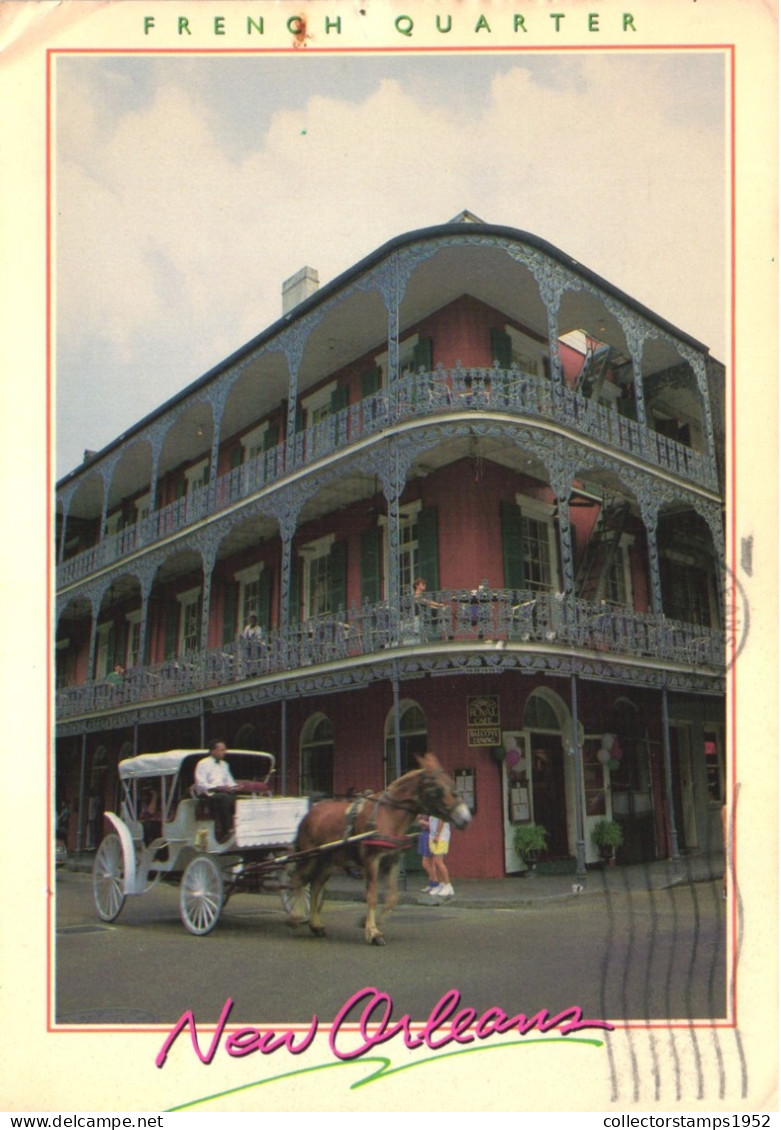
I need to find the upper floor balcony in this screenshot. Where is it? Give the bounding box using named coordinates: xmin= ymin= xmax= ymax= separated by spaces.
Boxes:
xmin=57 ymin=364 xmax=717 ymax=591
xmin=55 ymin=587 xmax=725 ymax=721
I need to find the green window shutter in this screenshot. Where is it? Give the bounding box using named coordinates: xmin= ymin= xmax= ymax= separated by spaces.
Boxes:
xmin=361 ymin=526 xmax=383 ymax=604
xmin=289 ymin=555 xmax=301 ymax=625
xmin=164 ymin=605 xmax=179 ymax=660
xmin=175 ymin=478 xmax=187 ymax=500
xmin=258 ymin=567 xmax=273 ymax=631
xmin=230 ymin=447 xmax=243 ymax=470
xmin=222 ymin=582 xmax=239 ymax=644
xmin=416 ymin=507 xmax=439 ymax=591
xmin=413 ymin=337 xmax=433 ymax=372
xmin=329 ymin=540 xmax=348 ymax=612
xmin=263 ymin=423 xmax=280 ymax=450
xmin=500 ymin=500 xmax=525 ymax=590
xmin=294 ymin=404 xmax=305 ymax=433
xmin=361 ymin=367 xmax=381 ymax=398
xmin=491 ymin=328 xmax=513 ymax=368
xmin=113 ymin=622 xmax=128 ymax=668
xmin=330 ymin=386 xmax=349 ymax=413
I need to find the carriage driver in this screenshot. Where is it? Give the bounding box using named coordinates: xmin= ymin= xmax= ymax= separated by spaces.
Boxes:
xmin=195 ymin=739 xmax=237 ymax=842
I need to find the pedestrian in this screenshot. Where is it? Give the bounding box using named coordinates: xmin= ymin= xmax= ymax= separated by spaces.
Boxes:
xmin=417 ymin=813 xmax=438 ymax=894
xmin=429 ymin=815 xmax=454 ymax=898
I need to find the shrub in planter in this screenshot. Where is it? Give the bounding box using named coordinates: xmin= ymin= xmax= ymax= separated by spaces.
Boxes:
xmin=591 ymin=819 xmax=624 ymax=860
xmin=513 ymin=822 xmax=548 ymax=866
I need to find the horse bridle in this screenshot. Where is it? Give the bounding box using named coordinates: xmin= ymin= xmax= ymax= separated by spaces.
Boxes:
xmin=377 ymin=768 xmax=461 ymax=820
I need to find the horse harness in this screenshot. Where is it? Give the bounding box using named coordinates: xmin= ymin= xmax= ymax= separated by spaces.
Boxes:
xmin=343 ymin=789 xmax=416 ymax=852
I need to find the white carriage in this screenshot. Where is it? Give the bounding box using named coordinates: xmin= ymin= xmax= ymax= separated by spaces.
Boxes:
xmin=92 ymin=749 xmax=310 ymax=935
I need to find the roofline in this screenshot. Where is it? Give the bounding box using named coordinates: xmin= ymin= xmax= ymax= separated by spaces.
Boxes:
xmin=58 ymin=220 xmax=712 ymax=488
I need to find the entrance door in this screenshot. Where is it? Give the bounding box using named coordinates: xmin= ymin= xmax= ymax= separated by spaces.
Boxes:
xmin=530 ymin=733 xmax=568 ymax=857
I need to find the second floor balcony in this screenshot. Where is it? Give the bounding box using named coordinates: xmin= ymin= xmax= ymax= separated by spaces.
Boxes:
xmin=55 ymin=588 xmax=725 ymax=721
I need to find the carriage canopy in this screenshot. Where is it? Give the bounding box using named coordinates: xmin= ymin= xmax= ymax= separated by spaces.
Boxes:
xmin=117 ymin=749 xmax=276 ymax=781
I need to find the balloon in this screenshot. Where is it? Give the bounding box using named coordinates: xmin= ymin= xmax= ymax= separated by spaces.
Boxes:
xmin=507 ymin=749 xmax=520 ymax=769
xmin=608 ymin=758 xmax=620 ymax=771
xmin=597 ymin=748 xmax=611 ymax=764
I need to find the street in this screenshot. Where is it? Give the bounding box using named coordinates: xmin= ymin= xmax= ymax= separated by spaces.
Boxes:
xmin=55 ymin=869 xmax=727 ymax=1027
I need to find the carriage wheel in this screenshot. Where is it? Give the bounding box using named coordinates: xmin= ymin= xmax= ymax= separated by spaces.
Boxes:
xmin=280 ymin=883 xmax=311 ymax=923
xmin=179 ymin=856 xmax=225 ymax=936
xmin=93 ymin=833 xmax=126 ymax=922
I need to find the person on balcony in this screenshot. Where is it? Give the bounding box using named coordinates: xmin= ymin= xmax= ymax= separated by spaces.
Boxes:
xmin=194 ymin=739 xmax=237 ymax=843
xmin=239 ymin=613 xmax=264 ymax=674
xmin=412 ymin=577 xmax=445 ymax=641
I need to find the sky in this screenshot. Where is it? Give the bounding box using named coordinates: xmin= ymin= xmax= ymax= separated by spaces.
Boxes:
xmin=55 ymin=51 xmax=727 ymax=480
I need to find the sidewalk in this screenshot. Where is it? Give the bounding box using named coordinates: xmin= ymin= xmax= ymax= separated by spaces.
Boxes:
xmin=322 ymin=852 xmax=726 ymax=908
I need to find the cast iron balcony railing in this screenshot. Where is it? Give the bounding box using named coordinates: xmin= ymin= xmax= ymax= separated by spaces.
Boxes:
xmin=57 ymin=365 xmax=717 ymax=588
xmin=55 ymin=588 xmax=725 ymax=719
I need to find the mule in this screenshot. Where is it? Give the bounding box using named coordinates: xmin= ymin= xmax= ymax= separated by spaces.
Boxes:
xmin=287 ymin=752 xmax=471 ymax=945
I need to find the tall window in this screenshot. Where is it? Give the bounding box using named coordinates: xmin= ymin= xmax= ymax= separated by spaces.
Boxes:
xmin=300 ymin=714 xmax=334 ymax=797
xmin=125 ymin=611 xmax=142 ymax=668
xmin=184 ymin=458 xmax=209 ymax=494
xmin=95 ymin=622 xmax=114 ymax=678
xmin=399 ymin=503 xmax=422 ymax=595
xmin=177 ymin=587 xmax=202 ymax=655
xmin=235 ymin=564 xmax=263 ymax=626
xmin=518 ymin=499 xmax=559 ymax=592
xmin=603 ymin=536 xmax=634 ymax=607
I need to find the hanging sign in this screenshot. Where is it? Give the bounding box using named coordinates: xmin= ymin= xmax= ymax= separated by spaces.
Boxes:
xmin=467 ymin=695 xmax=500 ymax=746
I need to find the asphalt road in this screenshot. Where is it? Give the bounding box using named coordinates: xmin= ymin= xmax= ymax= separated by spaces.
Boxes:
xmin=55 ymin=869 xmax=726 ymax=1028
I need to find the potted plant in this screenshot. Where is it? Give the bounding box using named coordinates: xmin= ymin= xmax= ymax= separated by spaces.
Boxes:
xmin=513 ymin=822 xmax=548 ymax=875
xmin=591 ymin=819 xmax=624 ymax=865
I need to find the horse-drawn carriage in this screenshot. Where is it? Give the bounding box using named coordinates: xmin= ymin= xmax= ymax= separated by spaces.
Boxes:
xmin=92 ymin=748 xmax=310 ymax=935
xmin=93 ymin=749 xmax=471 ymax=944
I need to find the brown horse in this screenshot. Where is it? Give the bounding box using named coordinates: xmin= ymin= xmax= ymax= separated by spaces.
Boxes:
xmin=287 ymin=753 xmax=471 ymax=945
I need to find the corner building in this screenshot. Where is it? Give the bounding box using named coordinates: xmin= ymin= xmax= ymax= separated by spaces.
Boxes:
xmin=55 ymin=216 xmax=727 ymax=878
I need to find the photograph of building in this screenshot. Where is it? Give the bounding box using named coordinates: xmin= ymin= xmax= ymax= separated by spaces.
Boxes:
xmin=55 ymin=214 xmax=726 ymax=881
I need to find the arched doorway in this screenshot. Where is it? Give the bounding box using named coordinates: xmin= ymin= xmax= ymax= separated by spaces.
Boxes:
xmin=233 ymin=722 xmax=257 ymax=750
xmin=300 ymin=714 xmax=334 ymax=800
xmin=501 ymin=688 xmax=577 ymax=871
xmin=524 ymin=691 xmax=570 ymax=858
xmin=606 ymin=697 xmax=656 ymax=862
xmin=384 ymin=700 xmax=428 ymax=784
xmin=384 ymin=700 xmax=429 ymax=876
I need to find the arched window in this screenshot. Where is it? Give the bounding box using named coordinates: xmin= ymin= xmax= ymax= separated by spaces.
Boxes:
xmin=300 ymin=714 xmax=334 ymax=799
xmin=234 ymin=722 xmax=257 ymax=750
xmin=523 ymin=691 xmax=560 ymax=731
xmin=384 ymin=700 xmax=428 ymax=783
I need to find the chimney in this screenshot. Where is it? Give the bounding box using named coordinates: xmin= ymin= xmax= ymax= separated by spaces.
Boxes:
xmin=282 ymin=266 xmax=319 ymax=315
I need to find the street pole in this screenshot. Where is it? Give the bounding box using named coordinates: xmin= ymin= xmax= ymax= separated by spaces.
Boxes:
xmin=661 ymin=686 xmax=681 ymax=865
xmin=280 ymin=696 xmax=288 ymax=795
xmin=570 ymin=673 xmax=587 ymax=884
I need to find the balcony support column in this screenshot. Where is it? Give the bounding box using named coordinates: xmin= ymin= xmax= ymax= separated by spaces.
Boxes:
xmin=191 ymin=533 xmax=219 ymax=654
xmin=549 ymin=451 xmax=577 ymax=600
xmin=75 ymin=732 xmax=88 ymax=853
xmin=602 ymin=301 xmax=651 ymax=431
xmin=639 ymin=500 xmax=664 ymax=616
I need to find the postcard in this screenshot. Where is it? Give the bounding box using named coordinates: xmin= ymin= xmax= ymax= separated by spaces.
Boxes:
xmin=0 ymin=0 xmax=777 ymax=1115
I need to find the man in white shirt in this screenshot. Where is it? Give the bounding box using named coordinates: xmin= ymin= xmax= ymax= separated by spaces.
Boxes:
xmin=195 ymin=740 xmax=237 ymax=841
